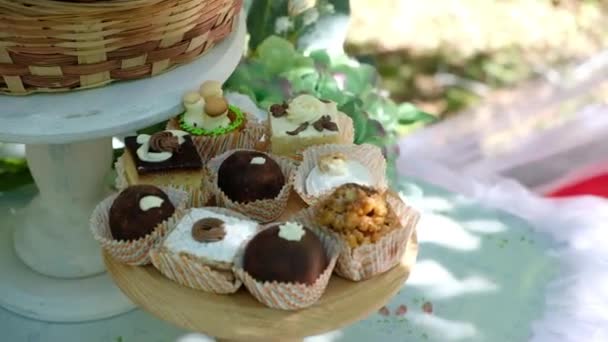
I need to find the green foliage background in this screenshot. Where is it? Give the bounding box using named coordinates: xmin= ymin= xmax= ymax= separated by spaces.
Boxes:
xmin=0 ymin=0 xmax=434 ymax=191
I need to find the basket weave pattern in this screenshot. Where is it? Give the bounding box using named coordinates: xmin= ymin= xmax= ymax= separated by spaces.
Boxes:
xmin=0 ymin=0 xmax=242 ymax=95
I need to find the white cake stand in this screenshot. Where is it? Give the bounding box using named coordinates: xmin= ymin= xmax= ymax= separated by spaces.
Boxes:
xmin=0 ymin=13 xmax=246 ymax=323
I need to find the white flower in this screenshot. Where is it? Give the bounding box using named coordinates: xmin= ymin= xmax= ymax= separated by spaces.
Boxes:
xmin=323 ymin=3 xmax=335 ymax=13
xmin=302 ymin=8 xmax=319 ymax=26
xmin=275 ymin=16 xmax=293 ymax=35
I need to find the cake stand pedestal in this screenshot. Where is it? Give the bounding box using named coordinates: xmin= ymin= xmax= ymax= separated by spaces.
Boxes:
xmin=0 ymin=12 xmax=246 ymax=323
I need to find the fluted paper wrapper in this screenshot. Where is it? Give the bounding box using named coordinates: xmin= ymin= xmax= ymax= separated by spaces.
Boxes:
xmin=90 ymin=187 xmax=188 ymax=266
xmin=114 ymin=156 xmax=210 ymax=208
xmin=167 ymin=113 xmax=268 ymax=163
xmin=293 ymin=143 xmax=387 ymax=206
xmin=298 ymin=194 xmax=420 ymax=281
xmin=233 ymin=223 xmax=340 ymax=310
xmin=206 ymin=149 xmax=296 ymax=223
xmin=149 ymin=207 xmax=255 ymax=294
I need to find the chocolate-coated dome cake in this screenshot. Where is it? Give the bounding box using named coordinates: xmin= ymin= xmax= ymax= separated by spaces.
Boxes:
xmin=217 ymin=151 xmax=285 ymax=203
xmin=109 ymin=185 xmax=175 ymax=241
xmin=243 ymin=223 xmax=327 ymax=285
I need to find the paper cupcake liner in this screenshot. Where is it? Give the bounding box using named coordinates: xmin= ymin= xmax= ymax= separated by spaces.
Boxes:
xmin=90 ymin=187 xmax=188 ymax=266
xmin=293 ymin=143 xmax=388 ymax=206
xmin=296 ymin=193 xmax=420 ymax=281
xmin=167 ymin=113 xmax=268 ymax=163
xmin=233 ymin=222 xmax=340 ymax=310
xmin=149 ymin=206 xmax=255 ymax=294
xmin=205 ymin=149 xmax=296 ymax=223
xmin=114 ymin=156 xmax=210 ymax=208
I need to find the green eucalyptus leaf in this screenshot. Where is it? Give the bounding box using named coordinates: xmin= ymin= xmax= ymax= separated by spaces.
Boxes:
xmin=316 ymin=73 xmax=347 ymax=104
xmin=257 ymin=36 xmax=298 ymax=74
xmin=247 ymin=1 xmax=289 ymax=51
xmin=331 ymin=62 xmax=377 ymax=95
xmin=282 ymin=68 xmax=319 ymax=94
xmin=397 ymin=103 xmax=437 ymax=124
xmin=339 ymin=99 xmax=368 ymax=143
xmin=0 ymin=158 xmax=32 ymax=191
xmin=309 ymin=50 xmax=331 ymax=68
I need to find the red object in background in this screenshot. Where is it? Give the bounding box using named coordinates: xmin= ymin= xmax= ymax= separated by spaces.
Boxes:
xmin=547 ymin=173 xmax=608 ymax=198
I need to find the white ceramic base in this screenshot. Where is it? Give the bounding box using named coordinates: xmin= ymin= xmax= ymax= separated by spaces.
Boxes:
xmin=0 ymin=223 xmax=135 ymax=323
xmin=0 ymin=11 xmax=246 ymax=323
xmin=13 ymin=138 xmax=113 ymax=278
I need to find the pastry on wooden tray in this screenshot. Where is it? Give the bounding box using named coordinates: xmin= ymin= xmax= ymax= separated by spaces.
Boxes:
xmin=116 ymin=130 xmax=208 ymax=207
xmin=90 ymin=185 xmax=187 ymax=265
xmin=268 ymin=94 xmax=354 ymax=158
xmin=293 ymin=143 xmax=388 ymax=205
xmin=167 ymin=81 xmax=267 ymax=162
xmin=233 ymin=221 xmax=340 ymax=310
xmin=150 ymin=207 xmax=258 ymax=294
xmin=206 ymin=149 xmax=296 ymax=222
xmin=297 ymin=183 xmax=419 ymax=281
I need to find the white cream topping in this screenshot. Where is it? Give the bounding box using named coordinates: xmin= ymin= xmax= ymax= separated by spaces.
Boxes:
xmin=139 ymin=195 xmax=164 ymax=211
xmin=320 ymin=157 xmax=348 ymax=176
xmin=183 ymin=96 xmax=206 ymax=128
xmin=250 ymin=156 xmax=266 ymax=165
xmin=135 ymin=130 xmax=189 ymax=163
xmin=163 ymin=208 xmax=258 ymax=263
xmin=286 ymin=94 xmax=336 ymax=125
xmin=305 ymin=160 xmax=373 ymax=196
xmin=278 ymin=222 xmax=306 ymax=241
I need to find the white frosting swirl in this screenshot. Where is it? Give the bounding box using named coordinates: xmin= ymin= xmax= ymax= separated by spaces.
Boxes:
xmin=278 ymin=222 xmax=306 ymax=241
xmin=305 ymin=160 xmax=373 ymax=196
xmin=286 ymin=94 xmax=336 ymax=125
xmin=136 ymin=130 xmax=188 ymax=162
xmin=139 ymin=195 xmax=164 ymax=211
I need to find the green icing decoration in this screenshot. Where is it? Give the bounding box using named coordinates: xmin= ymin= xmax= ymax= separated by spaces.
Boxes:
xmin=179 ymin=105 xmax=245 ymax=136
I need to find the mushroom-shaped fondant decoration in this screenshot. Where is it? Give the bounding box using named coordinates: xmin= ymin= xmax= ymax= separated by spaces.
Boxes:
xmin=182 ymin=91 xmax=205 ymax=128
xmin=200 ymin=80 xmax=223 ymax=99
xmin=199 ymin=81 xmax=231 ymax=130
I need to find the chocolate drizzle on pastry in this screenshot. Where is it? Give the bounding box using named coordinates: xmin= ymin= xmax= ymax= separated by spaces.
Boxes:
xmin=286 ymin=122 xmax=309 ymax=135
xmin=124 ymin=134 xmax=202 ymax=175
xmin=270 ymin=102 xmax=289 ymax=118
xmin=191 ymin=218 xmax=226 ymax=243
xmin=149 ymin=131 xmax=181 ymax=153
xmin=313 ymin=115 xmax=338 ymax=132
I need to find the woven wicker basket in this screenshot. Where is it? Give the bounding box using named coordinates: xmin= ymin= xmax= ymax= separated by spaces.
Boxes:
xmin=0 ymin=0 xmax=242 ymax=95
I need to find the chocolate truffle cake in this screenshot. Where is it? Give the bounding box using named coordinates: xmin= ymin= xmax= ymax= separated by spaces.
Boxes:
xmin=243 ymin=222 xmax=328 ymax=285
xmin=109 ymin=185 xmax=175 ymax=241
xmin=122 ymin=130 xmax=203 ymax=188
xmin=217 ymin=151 xmax=285 ymax=203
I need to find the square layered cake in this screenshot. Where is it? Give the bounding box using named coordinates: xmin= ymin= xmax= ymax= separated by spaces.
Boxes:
xmin=269 ymin=95 xmax=345 ymax=157
xmin=122 ymin=130 xmax=203 ymax=188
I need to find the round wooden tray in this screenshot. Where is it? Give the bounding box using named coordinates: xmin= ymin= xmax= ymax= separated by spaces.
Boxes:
xmin=104 ymin=194 xmax=418 ymax=342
